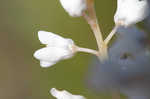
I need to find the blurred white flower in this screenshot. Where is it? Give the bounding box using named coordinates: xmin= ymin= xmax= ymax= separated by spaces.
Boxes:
xmin=50 ymin=88 xmax=86 ymax=99
xmin=114 ymin=0 xmax=150 ymax=26
xmin=59 ymin=0 xmax=87 ymax=17
xmin=34 ymin=31 xmax=75 ymax=68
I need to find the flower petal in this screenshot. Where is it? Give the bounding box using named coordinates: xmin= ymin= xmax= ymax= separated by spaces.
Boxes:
xmin=114 ymin=0 xmax=150 ymax=26
xmin=59 ymin=0 xmax=87 ymax=17
xmin=38 ymin=31 xmax=72 ymax=47
xmin=33 ymin=47 xmax=74 ymax=67
xmin=50 ymin=88 xmax=86 ymax=99
xmin=40 ymin=61 xmax=56 ymax=68
xmin=34 ymin=47 xmax=72 ymax=61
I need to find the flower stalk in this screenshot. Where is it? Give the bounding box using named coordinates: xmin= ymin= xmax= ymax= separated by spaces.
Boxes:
xmin=72 ymin=45 xmax=99 ymax=56
xmin=83 ymin=0 xmax=108 ymax=61
xmin=104 ymin=25 xmax=119 ymax=45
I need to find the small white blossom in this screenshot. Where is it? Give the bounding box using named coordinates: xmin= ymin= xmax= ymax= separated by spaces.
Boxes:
xmin=50 ymin=88 xmax=86 ymax=99
xmin=114 ymin=0 xmax=150 ymax=26
xmin=34 ymin=31 xmax=75 ymax=68
xmin=59 ymin=0 xmax=87 ymax=17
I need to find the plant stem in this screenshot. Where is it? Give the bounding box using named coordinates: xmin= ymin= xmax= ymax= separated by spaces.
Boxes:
xmin=83 ymin=0 xmax=108 ymax=61
xmin=104 ymin=25 xmax=119 ymax=45
xmin=76 ymin=46 xmax=99 ymax=56
xmin=86 ymin=0 xmax=104 ymax=50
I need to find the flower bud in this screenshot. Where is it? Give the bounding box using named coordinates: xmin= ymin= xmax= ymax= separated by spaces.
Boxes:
xmin=33 ymin=31 xmax=75 ymax=68
xmin=59 ymin=0 xmax=87 ymax=17
xmin=50 ymin=88 xmax=86 ymax=99
xmin=114 ymin=0 xmax=150 ymax=26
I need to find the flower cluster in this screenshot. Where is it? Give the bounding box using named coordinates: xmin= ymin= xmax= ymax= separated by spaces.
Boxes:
xmin=33 ymin=0 xmax=150 ymax=98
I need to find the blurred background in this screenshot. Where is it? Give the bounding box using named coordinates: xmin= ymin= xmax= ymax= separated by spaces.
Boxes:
xmin=0 ymin=0 xmax=116 ymax=99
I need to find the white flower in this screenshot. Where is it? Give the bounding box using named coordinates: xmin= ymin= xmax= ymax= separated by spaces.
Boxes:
xmin=33 ymin=31 xmax=75 ymax=68
xmin=114 ymin=0 xmax=150 ymax=26
xmin=59 ymin=0 xmax=87 ymax=17
xmin=50 ymin=88 xmax=86 ymax=99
